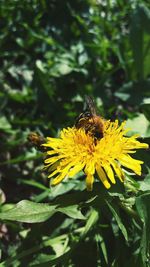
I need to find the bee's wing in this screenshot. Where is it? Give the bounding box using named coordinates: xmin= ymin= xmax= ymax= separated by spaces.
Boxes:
xmin=75 ymin=95 xmax=97 ymax=127
xmin=84 ymin=95 xmax=97 ymax=116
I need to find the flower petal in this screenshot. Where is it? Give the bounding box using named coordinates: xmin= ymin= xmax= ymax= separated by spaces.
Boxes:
xmin=103 ymin=164 xmax=116 ymax=184
xmin=48 ymin=169 xmax=59 ymax=178
xmin=96 ymin=166 xmax=111 ymax=189
xmin=42 ymin=120 xmax=148 ymax=190
xmin=86 ymin=173 xmax=94 ymax=191
xmin=111 ymin=161 xmax=125 ymax=182
xmin=68 ymin=163 xmax=84 ymax=177
xmin=51 ymin=173 xmax=66 ymax=185
xmin=119 ymin=154 xmax=143 ymax=175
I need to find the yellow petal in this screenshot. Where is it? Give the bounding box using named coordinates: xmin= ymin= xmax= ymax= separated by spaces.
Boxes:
xmin=96 ymin=166 xmax=111 ymax=189
xmin=84 ymin=161 xmax=95 ymax=176
xmin=51 ymin=164 xmax=71 ymax=185
xmin=111 ymin=161 xmax=125 ymax=182
xmin=44 ymin=156 xmax=60 ymax=165
xmin=103 ymin=164 xmax=116 ymax=184
xmin=47 ymin=150 xmax=58 ymax=155
xmin=119 ymin=154 xmax=142 ymax=175
xmin=43 ymin=121 xmax=148 ymax=191
xmin=51 ymin=173 xmax=66 ymax=185
xmin=48 ymin=169 xmax=59 ymax=178
xmin=68 ymin=163 xmax=84 ymax=177
xmin=86 ymin=174 xmax=94 ymax=191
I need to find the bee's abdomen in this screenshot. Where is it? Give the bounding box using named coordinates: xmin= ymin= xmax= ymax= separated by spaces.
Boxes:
xmin=75 ymin=114 xmax=104 ymax=140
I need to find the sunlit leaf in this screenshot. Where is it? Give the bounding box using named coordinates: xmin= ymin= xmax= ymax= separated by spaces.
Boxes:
xmin=0 ymin=200 xmax=57 ymax=223
xmin=57 ymin=205 xmax=85 ymax=220
xmin=126 ymin=113 xmax=150 ymax=137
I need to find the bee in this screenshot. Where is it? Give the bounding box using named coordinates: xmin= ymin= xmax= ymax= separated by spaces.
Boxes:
xmin=75 ymin=96 xmax=104 ymax=139
xmin=28 ymin=132 xmax=46 ymax=151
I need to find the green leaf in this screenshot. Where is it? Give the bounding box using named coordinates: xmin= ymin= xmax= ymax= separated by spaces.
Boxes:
xmin=0 ymin=200 xmax=57 ymax=223
xmin=96 ymin=233 xmax=108 ymax=264
xmin=126 ymin=113 xmax=150 ymax=137
xmin=139 ymin=169 xmax=150 ymax=192
xmin=57 ymin=205 xmax=85 ymax=220
xmin=0 ymin=200 xmax=86 ymax=223
xmin=130 ymin=4 xmax=150 ymax=79
xmin=0 ymin=235 xmax=67 ymax=267
xmin=106 ymin=200 xmax=128 ymax=241
xmin=35 ymin=61 xmax=54 ymax=99
xmin=136 ymin=193 xmax=150 ymax=222
xmin=141 ymin=103 xmax=150 ymax=121
xmin=33 ymin=190 xmax=51 ymax=203
xmin=136 ymin=193 xmax=150 ymax=265
xmin=20 ymin=179 xmax=48 ymax=191
xmin=130 ymin=6 xmax=143 ymax=80
xmin=0 ymin=116 xmax=12 ymax=133
xmin=81 ymin=209 xmax=99 ymax=238
xmin=0 ymin=151 xmax=42 ymax=165
xmin=114 ymin=92 xmax=130 ymax=101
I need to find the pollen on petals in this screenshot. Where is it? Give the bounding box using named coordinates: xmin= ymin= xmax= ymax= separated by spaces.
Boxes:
xmin=42 ymin=121 xmax=148 ymax=191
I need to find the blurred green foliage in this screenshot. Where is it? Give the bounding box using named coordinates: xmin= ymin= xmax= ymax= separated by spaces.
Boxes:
xmin=0 ymin=0 xmax=150 ymax=266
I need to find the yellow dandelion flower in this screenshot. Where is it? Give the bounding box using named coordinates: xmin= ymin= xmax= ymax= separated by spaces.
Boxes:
xmin=42 ymin=120 xmax=148 ymax=191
